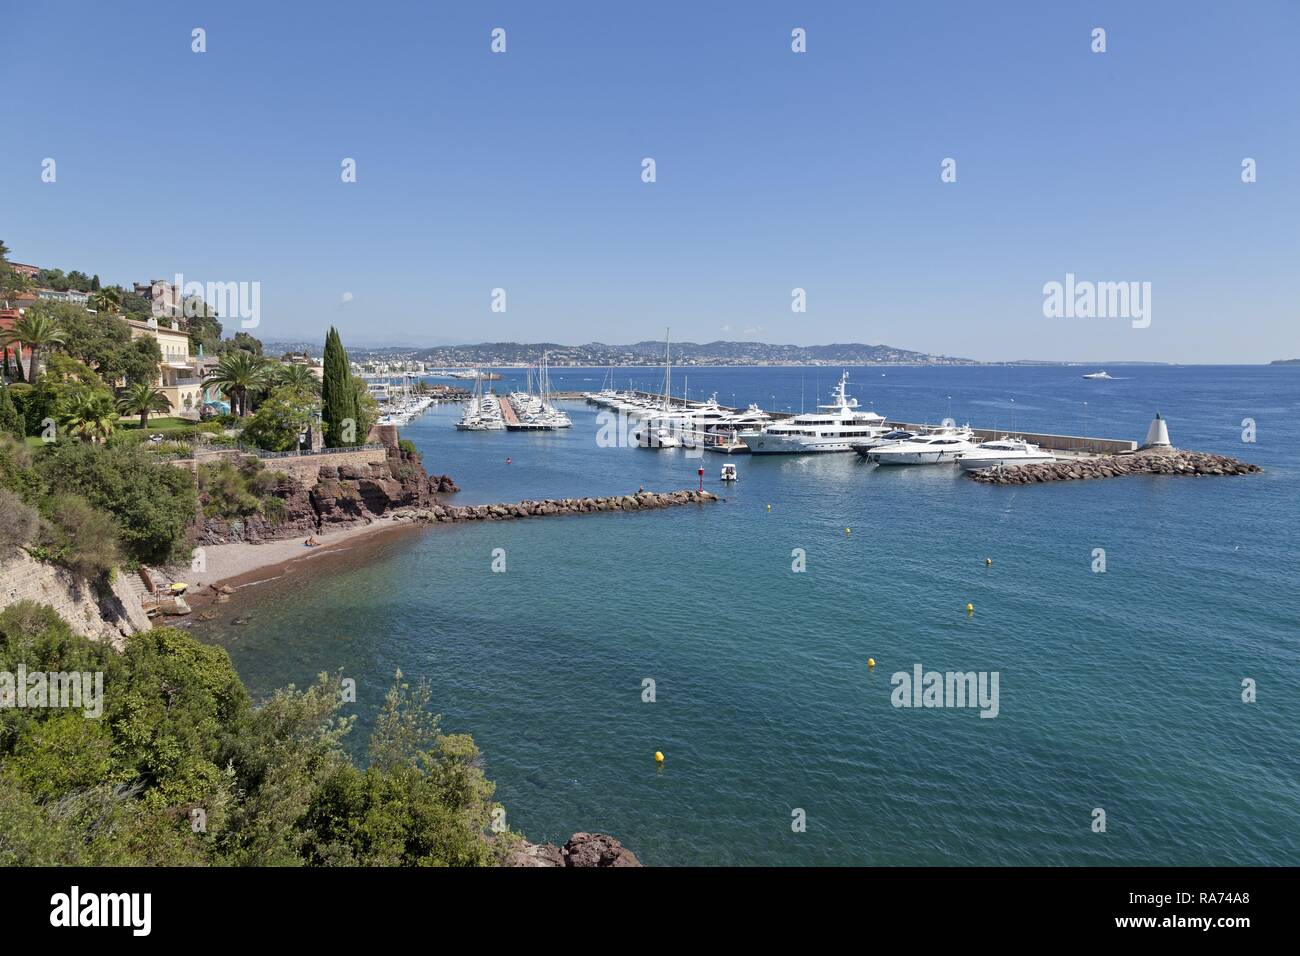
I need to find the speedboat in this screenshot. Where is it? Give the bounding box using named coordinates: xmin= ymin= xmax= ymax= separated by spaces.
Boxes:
xmin=958 ymin=437 xmax=1056 ymax=471
xmin=720 ymin=463 xmax=738 ymax=481
xmin=864 ymin=426 xmax=976 ymax=465
xmin=1081 ymin=371 xmax=1113 ymax=380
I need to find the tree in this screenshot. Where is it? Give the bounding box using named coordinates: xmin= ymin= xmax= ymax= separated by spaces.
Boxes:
xmin=352 ymin=377 xmax=378 ymax=440
xmin=0 ymin=386 xmax=22 ymax=440
xmin=39 ymin=302 xmax=160 ymax=387
xmin=88 ymin=287 xmax=122 ymax=315
xmin=186 ymin=311 xmax=223 ymax=356
xmin=115 ymin=381 xmax=172 ymax=429
xmin=242 ymin=385 xmax=319 ymax=452
xmin=321 ymin=327 xmax=358 ymax=447
xmin=203 ymin=350 xmax=270 ymax=418
xmin=273 ymin=363 xmax=321 ymax=396
xmin=218 ymin=331 xmax=263 ymax=356
xmin=0 ymin=311 xmax=66 ymax=384
xmin=57 ymin=389 xmax=119 ymax=444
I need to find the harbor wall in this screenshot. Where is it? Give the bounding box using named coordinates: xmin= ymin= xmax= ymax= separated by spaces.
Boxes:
xmin=885 ymin=423 xmax=1137 ymax=455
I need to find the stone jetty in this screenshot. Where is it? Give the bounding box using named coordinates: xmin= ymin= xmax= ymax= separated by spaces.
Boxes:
xmin=389 ymin=488 xmax=718 ymax=523
xmin=968 ymin=449 xmax=1260 ymax=485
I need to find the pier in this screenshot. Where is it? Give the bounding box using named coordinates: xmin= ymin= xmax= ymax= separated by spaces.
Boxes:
xmin=497 ymin=391 xmax=521 ymax=427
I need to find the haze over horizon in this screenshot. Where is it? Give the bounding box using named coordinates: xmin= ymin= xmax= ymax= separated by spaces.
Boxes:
xmin=3 ymin=0 xmax=1296 ymax=363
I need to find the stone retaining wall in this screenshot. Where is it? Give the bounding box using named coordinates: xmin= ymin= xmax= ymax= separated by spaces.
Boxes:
xmin=0 ymin=551 xmax=152 ymax=648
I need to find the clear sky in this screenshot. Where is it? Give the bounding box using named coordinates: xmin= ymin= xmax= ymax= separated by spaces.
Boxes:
xmin=3 ymin=1 xmax=1297 ymax=362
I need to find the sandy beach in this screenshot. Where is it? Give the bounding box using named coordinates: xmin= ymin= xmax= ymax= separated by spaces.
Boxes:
xmin=181 ymin=518 xmax=423 ymax=597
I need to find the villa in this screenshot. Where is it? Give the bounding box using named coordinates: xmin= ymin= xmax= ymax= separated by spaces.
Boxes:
xmin=126 ymin=317 xmax=209 ymax=417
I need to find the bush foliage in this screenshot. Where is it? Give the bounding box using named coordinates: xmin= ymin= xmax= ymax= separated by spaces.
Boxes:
xmin=0 ymin=603 xmax=506 ymax=866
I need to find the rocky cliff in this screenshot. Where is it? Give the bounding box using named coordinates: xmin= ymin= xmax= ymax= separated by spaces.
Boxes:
xmin=198 ymin=445 xmax=458 ymax=545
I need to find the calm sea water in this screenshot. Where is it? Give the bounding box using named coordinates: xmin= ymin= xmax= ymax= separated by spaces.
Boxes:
xmin=191 ymin=366 xmax=1300 ymax=865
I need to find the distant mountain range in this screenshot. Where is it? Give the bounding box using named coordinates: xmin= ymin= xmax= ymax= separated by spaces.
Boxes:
xmin=301 ymin=339 xmax=976 ymax=366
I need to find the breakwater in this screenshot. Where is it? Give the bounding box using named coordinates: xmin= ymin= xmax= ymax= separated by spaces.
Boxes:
xmin=968 ymin=449 xmax=1261 ymax=484
xmin=390 ymin=488 xmax=718 ymax=522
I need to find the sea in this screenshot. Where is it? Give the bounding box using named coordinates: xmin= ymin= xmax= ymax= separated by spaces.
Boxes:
xmin=190 ymin=365 xmax=1300 ymax=865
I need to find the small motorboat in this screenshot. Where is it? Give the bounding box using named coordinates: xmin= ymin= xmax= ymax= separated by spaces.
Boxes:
xmin=1081 ymin=370 xmax=1113 ymax=380
xmin=720 ymin=463 xmax=738 ymax=481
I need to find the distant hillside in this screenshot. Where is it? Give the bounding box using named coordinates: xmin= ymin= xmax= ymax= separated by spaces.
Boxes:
xmin=397 ymin=340 xmax=973 ymax=366
xmin=1270 ymin=358 xmax=1300 ymax=365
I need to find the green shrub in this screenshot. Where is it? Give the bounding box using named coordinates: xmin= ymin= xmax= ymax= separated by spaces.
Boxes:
xmin=0 ymin=488 xmax=40 ymax=556
xmin=33 ymin=442 xmax=197 ymax=565
xmin=0 ymin=603 xmax=506 ymax=867
xmin=36 ymin=493 xmax=123 ymax=578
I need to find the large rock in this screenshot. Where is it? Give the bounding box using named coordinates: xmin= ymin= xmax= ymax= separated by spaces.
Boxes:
xmin=505 ymin=833 xmax=642 ymax=867
xmin=562 ymin=832 xmax=642 ymax=867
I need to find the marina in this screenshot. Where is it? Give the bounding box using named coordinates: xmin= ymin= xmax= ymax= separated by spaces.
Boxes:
xmin=584 ymin=373 xmax=1141 ymax=460
xmin=199 ymin=363 xmax=1296 ymax=868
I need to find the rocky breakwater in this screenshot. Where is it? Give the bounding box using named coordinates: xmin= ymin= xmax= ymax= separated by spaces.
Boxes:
xmin=389 ymin=488 xmax=718 ymax=523
xmin=506 ymin=832 xmax=642 ymax=867
xmin=199 ymin=444 xmax=459 ymax=545
xmin=968 ymin=448 xmax=1261 ymax=485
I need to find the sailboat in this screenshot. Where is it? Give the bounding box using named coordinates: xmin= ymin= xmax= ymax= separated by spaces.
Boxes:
xmin=634 ymin=330 xmax=683 ymax=448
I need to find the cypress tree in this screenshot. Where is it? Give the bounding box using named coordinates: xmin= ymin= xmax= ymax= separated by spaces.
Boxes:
xmin=321 ymin=327 xmax=357 ymax=446
xmin=0 ymin=385 xmax=21 ymax=439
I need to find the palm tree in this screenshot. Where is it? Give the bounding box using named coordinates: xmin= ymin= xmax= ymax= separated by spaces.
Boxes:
xmin=0 ymin=313 xmax=66 ymax=383
xmin=115 ymin=381 xmax=173 ymax=430
xmin=274 ymin=362 xmax=321 ymax=396
xmin=203 ymin=350 xmax=271 ymax=417
xmin=58 ymin=389 xmax=119 ymax=444
xmin=88 ymin=287 xmax=123 ymax=315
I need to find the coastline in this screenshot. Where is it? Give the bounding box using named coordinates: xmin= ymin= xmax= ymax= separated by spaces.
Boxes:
xmin=183 ymin=518 xmax=426 ymax=607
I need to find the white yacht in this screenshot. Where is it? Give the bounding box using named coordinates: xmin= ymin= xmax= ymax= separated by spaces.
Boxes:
xmin=851 ymin=429 xmax=919 ymax=458
xmin=743 ymin=373 xmax=888 ymax=454
xmin=1081 ymin=370 xmax=1113 ymax=380
xmin=958 ymin=437 xmax=1056 ymax=471
xmin=864 ymin=426 xmax=976 ymax=465
xmin=507 ymin=353 xmax=571 ymax=430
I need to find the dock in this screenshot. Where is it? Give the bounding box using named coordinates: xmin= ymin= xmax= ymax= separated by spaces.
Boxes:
xmin=497 ymin=391 xmax=521 ymax=427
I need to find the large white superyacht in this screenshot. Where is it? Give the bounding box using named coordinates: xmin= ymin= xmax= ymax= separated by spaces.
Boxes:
xmin=742 ymin=372 xmax=888 ymax=454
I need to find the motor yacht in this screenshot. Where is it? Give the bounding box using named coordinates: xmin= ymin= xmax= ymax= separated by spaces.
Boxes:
xmin=958 ymin=437 xmax=1056 ymax=471
xmin=864 ymin=426 xmax=977 ymax=465
xmin=743 ymin=373 xmax=888 ymax=454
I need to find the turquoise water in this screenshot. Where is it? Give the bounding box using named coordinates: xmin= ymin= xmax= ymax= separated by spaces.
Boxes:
xmin=191 ymin=366 xmax=1300 ymax=865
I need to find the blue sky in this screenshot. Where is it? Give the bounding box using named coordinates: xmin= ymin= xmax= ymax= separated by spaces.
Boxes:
xmin=3 ymin=1 xmax=1297 ymax=362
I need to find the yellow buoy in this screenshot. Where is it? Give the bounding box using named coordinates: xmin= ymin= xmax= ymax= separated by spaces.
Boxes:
xmin=845 ymin=527 xmax=851 ymax=535
xmin=966 ymin=603 xmax=974 ymax=614
xmin=654 ymin=751 xmax=664 ymax=764
xmin=985 ymin=558 xmax=992 ymax=566
xmin=867 ymin=658 xmax=875 ymax=669
xmin=766 ymin=504 xmax=772 ymax=512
